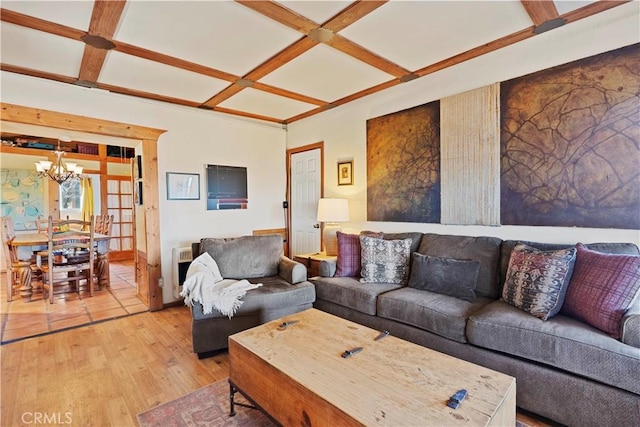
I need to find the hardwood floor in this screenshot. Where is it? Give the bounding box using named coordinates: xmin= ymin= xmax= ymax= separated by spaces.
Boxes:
xmin=1 ymin=305 xmax=227 ymax=426
xmin=1 ymin=261 xmax=147 ymax=343
xmin=1 ymin=297 xmax=551 ymax=426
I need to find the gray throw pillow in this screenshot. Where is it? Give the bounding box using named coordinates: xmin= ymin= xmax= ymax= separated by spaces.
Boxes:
xmin=360 ymin=236 xmax=412 ymax=284
xmin=408 ymin=253 xmax=480 ymax=302
xmin=502 ymin=243 xmax=577 ymax=321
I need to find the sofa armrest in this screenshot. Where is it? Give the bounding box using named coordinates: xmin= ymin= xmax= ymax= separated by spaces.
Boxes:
xmin=621 ymin=300 xmax=640 ymax=348
xmin=278 ymin=256 xmax=307 ymax=284
xmin=318 ymin=258 xmax=337 ymax=277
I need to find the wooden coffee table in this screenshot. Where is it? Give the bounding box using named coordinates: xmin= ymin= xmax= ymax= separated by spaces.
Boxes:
xmin=228 ymin=308 xmax=515 ymax=426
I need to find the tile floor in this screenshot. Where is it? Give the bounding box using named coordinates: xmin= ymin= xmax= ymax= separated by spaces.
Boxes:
xmin=0 ymin=260 xmax=147 ymax=344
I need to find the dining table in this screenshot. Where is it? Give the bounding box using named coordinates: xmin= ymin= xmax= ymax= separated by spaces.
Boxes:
xmin=10 ymin=232 xmax=111 ymax=301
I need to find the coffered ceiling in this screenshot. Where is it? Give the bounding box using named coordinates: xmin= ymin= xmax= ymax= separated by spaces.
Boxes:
xmin=0 ymin=1 xmax=633 ymax=125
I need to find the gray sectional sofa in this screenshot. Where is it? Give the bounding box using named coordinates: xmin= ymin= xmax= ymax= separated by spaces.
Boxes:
xmin=310 ymin=232 xmax=640 ymax=427
xmin=188 ymin=235 xmax=315 ymax=357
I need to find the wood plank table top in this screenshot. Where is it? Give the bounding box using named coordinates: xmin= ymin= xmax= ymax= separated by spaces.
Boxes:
xmin=11 ymin=232 xmax=110 ymax=246
xmin=229 ymin=308 xmax=516 ymax=426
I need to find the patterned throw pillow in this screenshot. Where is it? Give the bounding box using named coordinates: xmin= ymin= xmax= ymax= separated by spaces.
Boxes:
xmin=562 ymin=243 xmax=640 ymax=338
xmin=360 ymin=236 xmax=412 ymax=284
xmin=502 ymin=243 xmax=577 ymax=320
xmin=335 ymin=231 xmax=383 ymax=277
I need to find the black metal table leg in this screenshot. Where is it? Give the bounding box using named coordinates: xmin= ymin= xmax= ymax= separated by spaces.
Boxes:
xmin=228 ymin=380 xmax=260 ymax=417
xmin=229 ymin=382 xmax=237 ymax=417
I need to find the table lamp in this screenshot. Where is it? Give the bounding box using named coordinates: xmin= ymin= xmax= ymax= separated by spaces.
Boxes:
xmin=317 ymin=198 xmax=349 ymax=256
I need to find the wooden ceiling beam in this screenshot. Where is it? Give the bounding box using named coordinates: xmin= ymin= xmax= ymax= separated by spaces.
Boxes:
xmin=78 ymin=47 xmax=108 ymax=82
xmin=212 ymin=106 xmax=284 ymax=124
xmin=244 ymin=37 xmax=318 ymax=82
xmin=414 ymin=28 xmax=533 ymax=78
xmin=237 ymin=0 xmax=407 ymax=79
xmin=201 ymin=84 xmax=245 ymax=109
xmin=326 ymin=35 xmax=410 ymax=78
xmin=252 ymin=82 xmax=327 ymax=106
xmin=1 ymin=63 xmax=77 ymax=85
xmin=0 ymin=8 xmax=84 ymax=40
xmin=286 ymin=79 xmax=400 ymax=123
xmin=521 ymin=0 xmax=560 ymax=26
xmin=0 ymin=63 xmax=201 ymax=110
xmin=88 ymin=0 xmax=127 ymax=37
xmin=562 ymin=0 xmax=630 ymax=23
xmin=115 ymin=41 xmax=239 ymax=82
xmin=322 ymin=0 xmax=387 ymax=33
xmin=235 ymin=0 xmax=318 ymax=33
xmin=78 ymin=0 xmax=127 ymax=82
xmin=93 ymin=82 xmax=201 ymax=109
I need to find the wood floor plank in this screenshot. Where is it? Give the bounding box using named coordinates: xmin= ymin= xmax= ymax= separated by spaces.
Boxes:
xmin=1 ymin=290 xmax=549 ymax=426
xmin=1 ymin=306 xmax=224 ymax=426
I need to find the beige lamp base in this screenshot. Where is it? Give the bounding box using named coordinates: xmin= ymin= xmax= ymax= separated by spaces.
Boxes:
xmin=322 ymin=223 xmax=341 ymax=256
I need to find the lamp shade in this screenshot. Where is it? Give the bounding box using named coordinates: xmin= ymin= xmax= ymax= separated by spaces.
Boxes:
xmin=317 ymin=198 xmax=349 ymax=223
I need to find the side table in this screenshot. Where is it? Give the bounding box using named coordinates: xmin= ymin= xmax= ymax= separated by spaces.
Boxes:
xmin=293 ymin=252 xmax=336 ymax=277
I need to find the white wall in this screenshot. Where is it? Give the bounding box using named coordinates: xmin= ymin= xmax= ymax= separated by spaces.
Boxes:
xmin=287 ymin=3 xmax=640 ymax=246
xmin=1 ymin=74 xmax=288 ymax=303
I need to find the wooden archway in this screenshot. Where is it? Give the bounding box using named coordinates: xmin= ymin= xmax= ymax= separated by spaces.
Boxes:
xmin=1 ymin=103 xmax=166 ymax=310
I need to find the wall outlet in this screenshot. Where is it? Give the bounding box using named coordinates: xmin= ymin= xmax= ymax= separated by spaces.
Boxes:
xmin=158 ymin=277 xmax=164 ymax=288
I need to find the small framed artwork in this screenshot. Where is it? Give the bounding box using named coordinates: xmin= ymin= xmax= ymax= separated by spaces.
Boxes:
xmin=167 ymin=172 xmax=200 ymax=200
xmin=337 ymin=160 xmax=353 ymax=186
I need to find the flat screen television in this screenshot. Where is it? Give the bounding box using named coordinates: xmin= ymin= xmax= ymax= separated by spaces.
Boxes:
xmin=206 ymin=164 xmax=248 ymax=210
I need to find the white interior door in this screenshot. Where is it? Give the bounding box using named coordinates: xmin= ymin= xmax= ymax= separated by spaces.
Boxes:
xmin=290 ymin=148 xmax=321 ymax=256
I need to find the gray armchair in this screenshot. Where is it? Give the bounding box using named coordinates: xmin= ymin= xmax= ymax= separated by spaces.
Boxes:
xmin=188 ymin=234 xmax=315 ymax=357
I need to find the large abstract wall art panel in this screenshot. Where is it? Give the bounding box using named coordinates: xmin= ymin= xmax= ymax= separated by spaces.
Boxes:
xmin=501 ymin=43 xmax=640 ymax=229
xmin=367 ymin=102 xmax=441 ymax=223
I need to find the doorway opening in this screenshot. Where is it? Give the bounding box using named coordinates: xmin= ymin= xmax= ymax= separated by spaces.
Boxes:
xmin=2 ymin=103 xmax=165 ymax=310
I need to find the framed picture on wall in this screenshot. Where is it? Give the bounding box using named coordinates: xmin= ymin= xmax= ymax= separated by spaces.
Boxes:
xmin=338 ymin=160 xmax=353 ymax=186
xmin=167 ymin=172 xmax=200 ymax=200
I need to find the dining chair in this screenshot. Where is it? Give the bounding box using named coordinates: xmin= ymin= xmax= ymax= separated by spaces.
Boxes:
xmin=95 ymin=214 xmax=114 ymax=236
xmin=41 ymin=216 xmax=96 ymax=303
xmin=2 ymin=216 xmax=41 ymax=302
xmin=2 ymin=216 xmax=23 ymax=301
xmin=93 ymin=214 xmax=113 ymax=289
xmin=36 ymin=215 xmax=49 ymax=233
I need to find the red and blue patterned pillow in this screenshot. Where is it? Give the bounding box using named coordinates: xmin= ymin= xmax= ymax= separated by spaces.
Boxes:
xmin=502 ymin=243 xmax=577 ymax=320
xmin=562 ymin=243 xmax=640 ymax=338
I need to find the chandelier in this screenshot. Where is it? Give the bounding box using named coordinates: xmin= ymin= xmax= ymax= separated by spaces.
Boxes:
xmin=34 ymin=138 xmax=84 ymax=184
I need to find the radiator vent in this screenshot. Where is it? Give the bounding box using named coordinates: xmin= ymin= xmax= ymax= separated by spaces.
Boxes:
xmin=172 ymin=246 xmax=193 ymax=299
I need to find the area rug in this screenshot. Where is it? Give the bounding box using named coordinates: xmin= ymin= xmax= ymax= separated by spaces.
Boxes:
xmin=136 ymin=378 xmax=275 ymax=427
xmin=138 ymin=378 xmax=534 ymax=427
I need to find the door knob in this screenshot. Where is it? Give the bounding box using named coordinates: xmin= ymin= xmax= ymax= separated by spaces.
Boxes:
xmin=313 ymin=224 xmax=320 ymax=228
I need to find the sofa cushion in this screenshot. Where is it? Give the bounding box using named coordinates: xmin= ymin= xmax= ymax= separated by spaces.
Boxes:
xmin=408 ymin=253 xmax=479 ymax=302
xmin=377 ymin=287 xmax=493 ymax=343
xmin=418 ymin=233 xmax=502 ymax=299
xmin=335 ymin=231 xmax=383 ymax=277
xmin=191 ymin=276 xmax=315 ymax=320
xmin=562 ymin=244 xmax=640 ymax=338
xmin=360 ymin=236 xmax=412 ymax=284
xmin=310 ymin=276 xmax=401 ymax=315
xmin=467 ymin=300 xmax=640 ymax=395
xmin=500 ymin=241 xmax=640 ymax=290
xmin=381 ymin=232 xmax=423 ymax=255
xmin=502 ymin=244 xmax=576 ymax=320
xmin=199 ymin=235 xmax=282 ymax=279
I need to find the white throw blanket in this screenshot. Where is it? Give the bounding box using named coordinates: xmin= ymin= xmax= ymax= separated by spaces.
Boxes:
xmin=180 ymin=252 xmax=262 ymax=318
